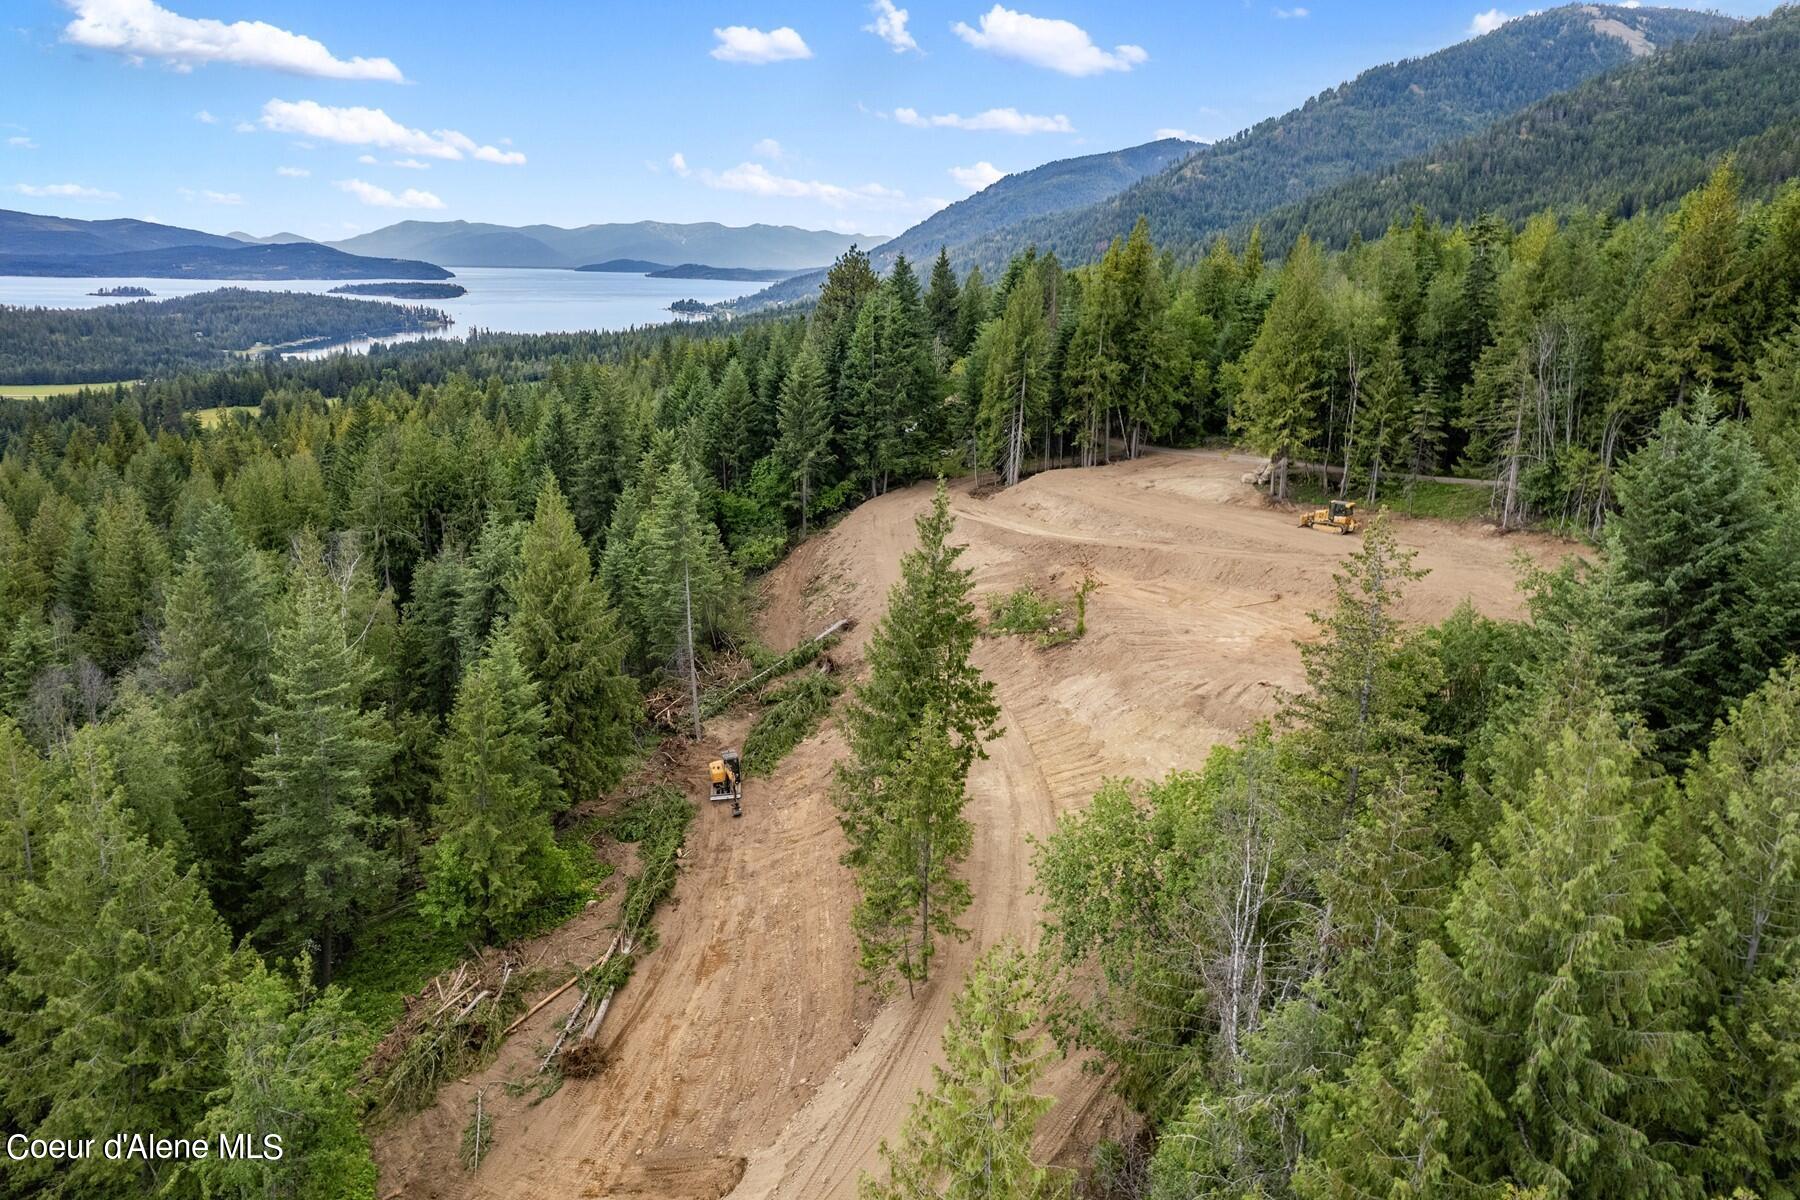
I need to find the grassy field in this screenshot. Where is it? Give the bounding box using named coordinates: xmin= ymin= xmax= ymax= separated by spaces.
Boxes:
xmin=0 ymin=381 xmax=136 ymax=399
xmin=1292 ymin=475 xmax=1495 ymax=523
xmin=193 ymin=405 xmax=263 ymax=429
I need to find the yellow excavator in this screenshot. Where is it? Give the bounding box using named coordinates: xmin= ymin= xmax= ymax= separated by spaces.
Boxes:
xmin=1299 ymin=498 xmax=1359 ymax=535
xmin=709 ymin=749 xmax=743 ymax=818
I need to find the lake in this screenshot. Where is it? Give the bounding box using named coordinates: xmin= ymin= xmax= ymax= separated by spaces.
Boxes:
xmin=0 ymin=267 xmax=766 ymax=356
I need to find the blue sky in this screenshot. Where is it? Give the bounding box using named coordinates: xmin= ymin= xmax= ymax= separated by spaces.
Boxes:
xmin=2 ymin=0 xmax=1780 ymax=240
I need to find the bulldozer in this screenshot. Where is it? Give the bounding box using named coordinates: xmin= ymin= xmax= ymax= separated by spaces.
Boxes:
xmin=1299 ymin=498 xmax=1359 ymax=535
xmin=708 ymin=749 xmax=743 ymax=818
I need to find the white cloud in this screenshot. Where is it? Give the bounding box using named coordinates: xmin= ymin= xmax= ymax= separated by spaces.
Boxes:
xmin=949 ymin=161 xmax=1005 ymax=190
xmin=865 ymin=0 xmax=920 ymax=53
xmin=357 ymin=154 xmax=378 ymax=164
xmin=893 ymin=106 xmax=1073 ymax=134
xmin=6 ymin=136 xmax=37 ymax=150
xmin=275 ymin=165 xmax=309 ymax=177
xmin=392 ymin=158 xmax=430 ymax=170
xmin=950 ymin=6 xmax=1144 ymax=76
xmin=259 ymin=100 xmax=524 ymax=165
xmin=61 ymin=0 xmax=404 ymax=81
xmin=1274 ymin=6 xmax=1310 ymax=18
xmin=193 ymin=108 xmax=216 ymax=124
xmin=1469 ymin=9 xmax=1510 ymax=34
xmin=710 ymin=25 xmax=812 ymax=64
xmin=335 ymin=178 xmax=444 ymax=209
xmin=13 ymin=181 xmax=119 ymax=200
xmin=1154 ymin=127 xmax=1208 ymax=143
xmin=668 ymin=151 xmax=691 ymax=177
xmin=688 ymin=161 xmax=931 ymax=217
xmin=180 ymin=187 xmax=242 ymax=205
xmin=751 ymin=138 xmax=786 ymax=161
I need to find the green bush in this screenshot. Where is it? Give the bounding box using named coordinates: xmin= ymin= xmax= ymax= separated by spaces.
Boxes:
xmin=985 ymin=586 xmax=1072 ymax=645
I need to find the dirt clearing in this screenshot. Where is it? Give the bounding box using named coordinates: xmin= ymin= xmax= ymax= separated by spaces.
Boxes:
xmin=374 ymin=451 xmax=1569 ymax=1199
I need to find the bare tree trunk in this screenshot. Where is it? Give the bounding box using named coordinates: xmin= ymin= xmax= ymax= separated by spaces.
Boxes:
xmin=683 ymin=557 xmax=701 ymax=741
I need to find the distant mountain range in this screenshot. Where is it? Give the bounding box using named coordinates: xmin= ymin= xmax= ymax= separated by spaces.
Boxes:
xmin=228 ymin=231 xmax=315 ymax=245
xmin=327 ymin=220 xmax=874 ymax=270
xmin=0 ymin=209 xmax=449 ymax=279
xmin=733 ymin=3 xmax=1738 ymax=311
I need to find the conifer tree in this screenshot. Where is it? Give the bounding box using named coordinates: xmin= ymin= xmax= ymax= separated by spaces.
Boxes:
xmin=85 ymin=486 xmax=169 ymax=671
xmin=1411 ymin=702 xmax=1699 ymax=1196
xmin=980 ymin=269 xmax=1051 ymax=487
xmin=848 ymin=711 xmax=973 ymax=994
xmin=1284 ymin=514 xmax=1440 ymax=820
xmin=422 ymin=634 xmax=572 ymax=940
xmin=860 ymin=940 xmax=1070 ymax=1200
xmin=1670 ymin=664 xmax=1800 ymax=1194
xmin=0 ymin=765 xmax=232 ymax=1199
xmin=954 ymin=266 xmax=990 ymax=356
xmin=198 ymin=958 xmax=378 ymax=1200
xmin=837 ymin=482 xmax=998 ymax=870
xmin=776 ymin=342 xmax=832 ymax=533
xmin=1236 ymin=235 xmax=1333 ymax=499
xmin=245 ymin=568 xmax=395 ymax=983
xmin=507 ymin=481 xmax=638 ymax=804
xmin=925 ymin=246 xmax=962 ymax=351
xmin=705 ymin=358 xmax=754 ymax=490
xmin=161 ymin=501 xmax=275 ymax=908
xmin=0 ymin=715 xmax=48 ymax=906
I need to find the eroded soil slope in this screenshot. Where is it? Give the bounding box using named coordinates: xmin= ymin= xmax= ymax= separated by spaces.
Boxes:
xmin=376 ymin=452 xmax=1569 ymax=1200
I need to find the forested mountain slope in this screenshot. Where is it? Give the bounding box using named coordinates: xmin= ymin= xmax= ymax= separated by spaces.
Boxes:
xmin=0 ymin=208 xmax=243 ymax=256
xmin=951 ymin=3 xmax=1733 ymax=272
xmin=736 ymin=139 xmax=1197 ymax=309
xmin=1254 ymin=4 xmax=1800 ymax=250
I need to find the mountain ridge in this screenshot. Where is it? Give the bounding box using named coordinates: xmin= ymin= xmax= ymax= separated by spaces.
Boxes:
xmin=327 ymin=220 xmax=875 ymax=270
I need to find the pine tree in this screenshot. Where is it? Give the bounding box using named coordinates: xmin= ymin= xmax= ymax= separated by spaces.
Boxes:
xmin=161 ymin=501 xmax=275 ymax=911
xmin=1236 ymin=236 xmax=1333 ymax=500
xmin=1611 ymin=404 xmax=1780 ymax=756
xmin=849 ymin=711 xmax=974 ymax=994
xmin=925 ymin=246 xmax=962 ymax=352
xmin=84 ymin=487 xmax=169 ymax=671
xmin=860 ymin=940 xmax=1071 ymax=1200
xmin=198 ymin=958 xmax=378 ymax=1200
xmin=954 ymin=266 xmax=991 ymax=357
xmin=0 ymin=764 xmax=232 ymax=1198
xmin=507 ymin=481 xmax=638 ymax=804
xmin=980 ymin=269 xmax=1051 ymax=487
xmin=1284 ymin=514 xmax=1440 ymax=820
xmin=705 ymin=359 xmax=754 ymax=491
xmin=0 ymin=714 xmax=49 ymax=907
xmin=245 ymin=569 xmax=395 ymax=983
xmin=776 ymin=342 xmax=832 ymax=534
xmin=1744 ymin=318 xmax=1800 ymax=479
xmin=422 ymin=635 xmax=573 ymax=941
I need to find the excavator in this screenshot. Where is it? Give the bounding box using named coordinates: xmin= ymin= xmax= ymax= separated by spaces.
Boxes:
xmin=708 ymin=749 xmax=743 ymax=818
xmin=1299 ymin=498 xmax=1359 ymax=535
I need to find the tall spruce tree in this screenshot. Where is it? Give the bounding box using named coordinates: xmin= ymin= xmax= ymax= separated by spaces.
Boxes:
xmin=925 ymin=246 xmax=962 ymax=352
xmin=776 ymin=342 xmax=832 ymax=534
xmin=161 ymin=501 xmax=275 ymax=912
xmin=1236 ymin=235 xmax=1333 ymax=500
xmin=507 ymin=481 xmax=638 ymax=804
xmin=837 ymin=482 xmax=998 ymax=871
xmin=245 ymin=568 xmax=395 ymax=983
xmin=422 ymin=634 xmax=573 ymax=941
xmin=860 ymin=940 xmax=1071 ymax=1200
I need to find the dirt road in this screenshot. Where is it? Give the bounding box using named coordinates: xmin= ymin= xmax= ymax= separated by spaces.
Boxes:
xmin=374 ymin=452 xmax=1570 ymax=1199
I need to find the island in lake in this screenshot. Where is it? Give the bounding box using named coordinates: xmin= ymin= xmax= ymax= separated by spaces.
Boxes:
xmin=90 ymin=285 xmax=154 ymax=297
xmin=669 ymin=298 xmax=712 ymax=317
xmin=577 ymin=260 xmax=805 ymax=282
xmin=330 ymin=282 xmax=468 ymax=300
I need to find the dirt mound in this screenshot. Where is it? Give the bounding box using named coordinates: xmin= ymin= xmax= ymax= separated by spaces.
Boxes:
xmin=373 ymin=452 xmax=1570 ymax=1199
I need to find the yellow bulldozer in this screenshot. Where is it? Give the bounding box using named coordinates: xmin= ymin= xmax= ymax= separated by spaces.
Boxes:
xmin=1299 ymin=498 xmax=1359 ymax=535
xmin=708 ymin=749 xmax=743 ymax=818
